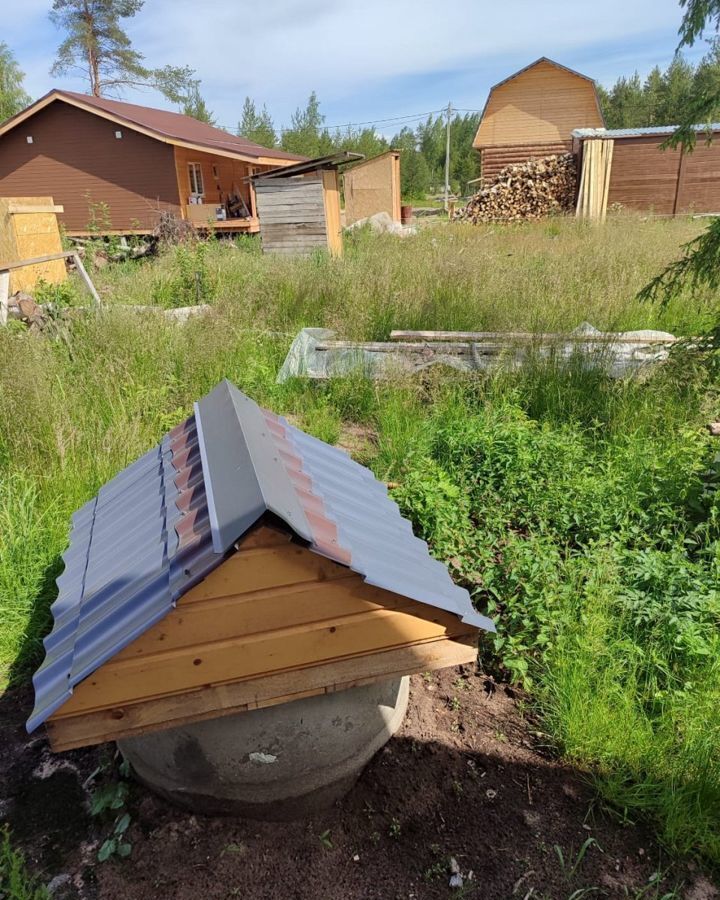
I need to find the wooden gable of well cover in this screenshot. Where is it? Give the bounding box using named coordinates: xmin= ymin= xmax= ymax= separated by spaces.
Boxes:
xmin=28 ymin=380 xmax=494 ymax=751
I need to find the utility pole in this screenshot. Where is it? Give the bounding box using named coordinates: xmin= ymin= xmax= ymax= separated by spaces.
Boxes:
xmin=444 ymin=101 xmax=452 ymax=211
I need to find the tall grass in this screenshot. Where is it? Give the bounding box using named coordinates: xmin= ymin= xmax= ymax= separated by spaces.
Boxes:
xmin=1 ymin=217 xmax=719 ymax=867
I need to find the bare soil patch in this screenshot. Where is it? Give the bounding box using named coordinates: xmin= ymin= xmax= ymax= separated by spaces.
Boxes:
xmin=1 ymin=669 xmax=714 ymax=899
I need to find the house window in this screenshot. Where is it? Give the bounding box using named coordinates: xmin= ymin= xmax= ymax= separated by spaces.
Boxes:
xmin=188 ymin=162 xmax=204 ymax=197
xmin=212 ymin=165 xmax=219 ymax=180
xmin=26 ymin=136 xmax=33 ymax=144
xmin=115 ymin=130 xmax=123 ymax=139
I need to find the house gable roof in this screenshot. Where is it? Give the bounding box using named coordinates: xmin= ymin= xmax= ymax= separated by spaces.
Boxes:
xmin=28 ymin=380 xmax=493 ymax=733
xmin=0 ymin=91 xmax=305 ymax=166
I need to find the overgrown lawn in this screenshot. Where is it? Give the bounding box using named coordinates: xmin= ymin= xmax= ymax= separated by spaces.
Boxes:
xmin=1 ymin=216 xmax=718 ymax=867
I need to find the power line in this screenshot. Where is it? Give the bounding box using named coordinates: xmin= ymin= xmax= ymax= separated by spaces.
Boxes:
xmin=324 ymin=109 xmax=445 ymax=130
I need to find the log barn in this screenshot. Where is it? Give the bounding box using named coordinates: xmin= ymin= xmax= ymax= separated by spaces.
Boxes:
xmin=473 ymin=57 xmax=605 ymax=183
xmin=0 ymin=91 xmax=303 ymax=235
xmin=28 ymin=380 xmax=494 ymax=752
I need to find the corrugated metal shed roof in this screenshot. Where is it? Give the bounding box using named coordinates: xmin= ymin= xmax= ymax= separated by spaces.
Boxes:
xmin=573 ymin=124 xmax=720 ymax=139
xmin=28 ymin=381 xmax=494 ymax=733
xmin=251 ymin=151 xmax=364 ymax=180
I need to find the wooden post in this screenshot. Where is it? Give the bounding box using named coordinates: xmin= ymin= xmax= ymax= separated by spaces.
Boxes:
xmin=72 ymin=253 xmax=102 ymax=307
xmin=672 ymin=146 xmax=688 ymax=216
xmin=0 ymin=270 xmax=9 ymax=326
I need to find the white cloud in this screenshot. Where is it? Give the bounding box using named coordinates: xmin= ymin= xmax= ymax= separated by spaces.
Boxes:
xmin=5 ymin=0 xmax=703 ymax=128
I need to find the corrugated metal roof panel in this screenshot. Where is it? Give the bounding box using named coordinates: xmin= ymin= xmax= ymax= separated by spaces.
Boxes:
xmin=28 ymin=380 xmax=495 ymax=733
xmin=259 ymin=408 xmax=495 ymax=632
xmin=573 ymin=124 xmax=720 ymax=139
xmin=27 ymin=416 xmax=225 ymax=733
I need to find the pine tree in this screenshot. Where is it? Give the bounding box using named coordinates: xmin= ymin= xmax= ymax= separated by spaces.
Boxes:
xmin=281 ymin=91 xmax=333 ymax=157
xmin=49 ymin=0 xmax=194 ymax=101
xmin=238 ymin=97 xmax=277 ymax=148
xmin=180 ymin=82 xmax=215 ymax=125
xmin=0 ymin=43 xmax=31 ymax=122
xmin=639 ymin=0 xmax=720 ymax=346
xmin=391 ymin=126 xmax=430 ymax=199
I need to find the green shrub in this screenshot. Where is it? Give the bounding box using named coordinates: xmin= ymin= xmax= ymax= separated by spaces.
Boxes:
xmin=0 ymin=828 xmax=49 ymax=900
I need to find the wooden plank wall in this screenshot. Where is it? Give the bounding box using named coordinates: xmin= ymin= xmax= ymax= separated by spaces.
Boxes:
xmin=47 ymin=526 xmax=477 ymax=748
xmin=255 ymin=175 xmax=329 ymax=254
xmin=474 ymin=61 xmax=604 ymax=149
xmin=604 ymin=133 xmax=720 ymax=215
xmin=0 ymin=101 xmax=181 ymax=232
xmin=173 ymin=146 xmax=256 ymax=217
xmin=480 ymin=141 xmax=571 ymax=184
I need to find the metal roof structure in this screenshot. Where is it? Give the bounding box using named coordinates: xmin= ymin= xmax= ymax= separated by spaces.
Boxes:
xmin=573 ymin=124 xmax=720 ymax=139
xmin=0 ymin=91 xmax=305 ymax=164
xmin=250 ymin=151 xmax=364 ymax=180
xmin=28 ymin=380 xmax=493 ymax=733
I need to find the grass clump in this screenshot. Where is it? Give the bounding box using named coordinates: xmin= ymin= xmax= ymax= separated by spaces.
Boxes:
xmin=0 ymin=828 xmax=49 ymax=899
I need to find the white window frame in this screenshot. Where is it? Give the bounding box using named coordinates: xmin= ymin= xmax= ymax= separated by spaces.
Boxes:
xmin=188 ymin=162 xmax=205 ymax=198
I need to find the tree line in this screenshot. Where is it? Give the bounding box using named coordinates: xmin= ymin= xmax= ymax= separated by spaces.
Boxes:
xmin=238 ymin=95 xmax=481 ymax=199
xmin=598 ymin=40 xmax=720 ymax=128
xmin=5 ymin=0 xmax=720 ymax=201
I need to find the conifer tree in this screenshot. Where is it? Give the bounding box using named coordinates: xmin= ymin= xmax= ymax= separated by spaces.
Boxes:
xmin=49 ymin=0 xmax=194 ymax=101
xmin=0 ymin=43 xmax=31 ymax=122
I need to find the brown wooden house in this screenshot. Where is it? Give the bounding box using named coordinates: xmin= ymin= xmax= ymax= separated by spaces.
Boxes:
xmin=0 ymin=91 xmax=303 ymax=235
xmin=473 ymin=58 xmax=605 ymax=183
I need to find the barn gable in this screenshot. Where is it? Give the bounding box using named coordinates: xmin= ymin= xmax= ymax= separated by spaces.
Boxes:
xmin=473 ymin=57 xmax=604 ymax=150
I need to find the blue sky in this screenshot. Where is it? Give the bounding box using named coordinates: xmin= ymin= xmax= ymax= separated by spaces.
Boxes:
xmin=2 ymin=0 xmax=710 ymax=136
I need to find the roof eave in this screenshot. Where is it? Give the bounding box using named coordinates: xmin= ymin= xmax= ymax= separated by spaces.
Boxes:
xmin=0 ymin=91 xmax=299 ymax=166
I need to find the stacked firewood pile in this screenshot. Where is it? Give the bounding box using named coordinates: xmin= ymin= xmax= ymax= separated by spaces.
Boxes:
xmin=458 ymin=153 xmax=577 ymax=223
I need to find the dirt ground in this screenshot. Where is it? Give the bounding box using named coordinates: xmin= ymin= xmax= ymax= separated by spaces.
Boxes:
xmin=1 ymin=667 xmax=717 ymax=900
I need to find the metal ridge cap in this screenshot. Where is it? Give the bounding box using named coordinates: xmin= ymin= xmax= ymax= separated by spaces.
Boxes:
xmin=193 ymin=398 xmax=223 ymax=552
xmin=228 ymin=384 xmax=313 ymax=542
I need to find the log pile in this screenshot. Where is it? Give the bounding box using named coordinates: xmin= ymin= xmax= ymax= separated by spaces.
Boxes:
xmin=458 ymin=153 xmax=577 ymax=223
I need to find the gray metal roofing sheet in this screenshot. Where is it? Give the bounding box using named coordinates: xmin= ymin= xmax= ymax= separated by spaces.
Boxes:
xmin=27 ymin=416 xmax=223 ymax=733
xmin=28 ymin=380 xmax=494 ymax=733
xmin=573 ymin=124 xmax=720 ymax=139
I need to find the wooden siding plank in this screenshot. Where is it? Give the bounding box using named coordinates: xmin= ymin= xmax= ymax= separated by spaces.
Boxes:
xmin=54 ymin=596 xmax=467 ymax=715
xmin=474 ymin=61 xmax=604 ymax=149
xmin=46 ymin=636 xmax=478 ymax=750
xmin=0 ymin=102 xmax=182 ymax=232
xmin=181 ymin=544 xmax=350 ymax=603
xmin=322 ymin=168 xmax=343 ymax=256
xmin=99 ymin=578 xmax=409 ymax=659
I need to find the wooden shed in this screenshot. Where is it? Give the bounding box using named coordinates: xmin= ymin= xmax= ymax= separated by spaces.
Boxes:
xmin=473 ymin=58 xmax=604 ymax=183
xmin=251 ymin=152 xmax=362 ymax=256
xmin=343 ymin=151 xmax=401 ymax=225
xmin=573 ymin=125 xmax=720 ymax=217
xmin=28 ymin=380 xmax=493 ymax=751
xmin=0 ymin=91 xmax=303 ymax=235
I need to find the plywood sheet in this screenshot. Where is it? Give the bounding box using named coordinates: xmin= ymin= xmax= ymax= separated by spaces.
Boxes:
xmin=344 ymin=152 xmax=401 ymax=225
xmin=0 ymin=196 xmax=66 ymax=292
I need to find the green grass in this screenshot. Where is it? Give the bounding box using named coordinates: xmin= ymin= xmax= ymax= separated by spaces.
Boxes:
xmin=0 ymin=828 xmax=49 ymax=899
xmin=1 ymin=215 xmax=719 ymax=872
